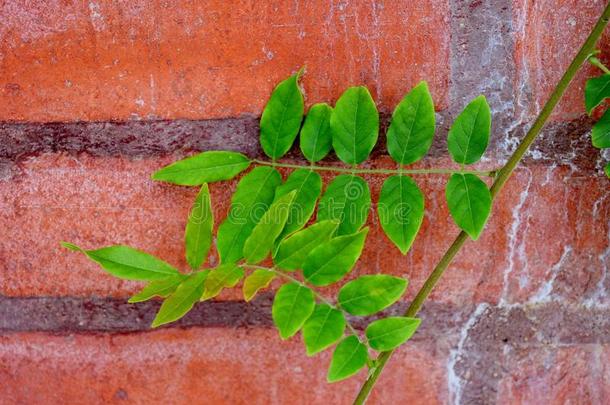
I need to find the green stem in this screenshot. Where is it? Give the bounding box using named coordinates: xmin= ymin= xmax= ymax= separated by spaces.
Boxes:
xmin=251 ymin=159 xmax=496 ymax=177
xmin=589 ymin=56 xmax=610 ymax=74
xmin=352 ymin=4 xmax=610 ymax=404
xmin=241 ymin=264 xmax=361 ymax=338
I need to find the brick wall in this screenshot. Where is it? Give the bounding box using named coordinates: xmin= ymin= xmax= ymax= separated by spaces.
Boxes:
xmin=1 ymin=1 xmax=609 ymax=404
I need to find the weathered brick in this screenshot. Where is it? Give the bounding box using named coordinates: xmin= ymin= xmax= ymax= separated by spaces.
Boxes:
xmin=0 ymin=0 xmax=449 ymax=122
xmin=513 ymin=0 xmax=610 ymax=120
xmin=0 ymin=328 xmax=449 ymax=404
xmin=1 ymin=154 xmax=607 ymax=308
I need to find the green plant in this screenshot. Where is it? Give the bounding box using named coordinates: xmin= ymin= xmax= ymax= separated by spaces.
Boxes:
xmin=61 ymin=4 xmax=610 ymax=402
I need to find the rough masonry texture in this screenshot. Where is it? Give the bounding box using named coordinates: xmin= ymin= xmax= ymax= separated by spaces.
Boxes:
xmin=0 ymin=0 xmax=609 ymax=404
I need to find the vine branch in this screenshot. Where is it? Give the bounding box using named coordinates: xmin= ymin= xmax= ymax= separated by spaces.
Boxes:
xmin=353 ymin=3 xmax=610 ymax=404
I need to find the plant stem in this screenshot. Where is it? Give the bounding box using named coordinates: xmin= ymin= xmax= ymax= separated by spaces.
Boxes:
xmin=251 ymin=159 xmax=496 ymax=177
xmin=589 ymin=56 xmax=610 ymax=74
xmin=241 ymin=264 xmax=361 ymax=338
xmin=352 ymin=4 xmax=610 ymax=404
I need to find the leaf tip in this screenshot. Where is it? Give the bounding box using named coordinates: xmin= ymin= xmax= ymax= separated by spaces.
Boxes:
xmin=60 ymin=241 xmax=83 ymax=252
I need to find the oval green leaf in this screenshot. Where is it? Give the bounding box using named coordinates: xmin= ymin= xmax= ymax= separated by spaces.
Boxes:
xmin=447 ymin=95 xmax=491 ymax=165
xmin=260 ymin=71 xmax=305 ymax=159
xmin=387 ymin=81 xmax=436 ymax=165
xmin=585 ymin=74 xmax=610 ymax=114
xmin=327 ymin=335 xmax=368 ymax=383
xmin=274 ymin=220 xmax=339 ymax=271
xmin=303 ymin=228 xmax=368 ymax=286
xmin=217 ymin=166 xmax=282 ymax=264
xmin=243 ymin=190 xmax=297 ymax=264
xmin=592 ymin=109 xmax=610 ymax=148
xmin=300 ymin=103 xmax=333 ymax=162
xmin=201 ymin=264 xmax=244 ymax=301
xmin=338 ymin=274 xmax=408 ymax=316
xmin=61 ymin=242 xmax=180 ymax=281
xmin=243 ymin=269 xmax=276 ymax=302
xmin=151 ymin=271 xmax=208 ymax=328
xmin=318 ymin=174 xmax=371 ymax=236
xmin=605 ymin=162 xmax=610 ymax=179
xmin=378 ymin=175 xmax=424 ymax=254
xmin=128 ymin=275 xmax=188 ymax=303
xmin=272 ymin=282 xmax=315 ymax=340
xmin=185 ymin=184 xmax=214 ymax=270
xmin=446 ymin=173 xmax=492 ymax=240
xmin=274 ymin=169 xmax=323 ymax=241
xmin=330 ymin=86 xmax=379 ymax=164
xmin=303 ymin=304 xmax=346 ymax=356
xmin=151 ymin=151 xmax=250 ymax=185
xmin=365 ymin=316 xmax=421 ymax=351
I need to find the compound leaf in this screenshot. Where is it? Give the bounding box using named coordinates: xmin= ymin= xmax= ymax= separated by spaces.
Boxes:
xmin=446 ymin=173 xmax=492 ymax=240
xmin=331 ymin=86 xmax=379 ymax=164
xmin=243 ymin=269 xmax=276 ymax=302
xmin=303 ymin=304 xmax=346 ymax=356
xmin=318 ymin=174 xmax=371 ymax=236
xmin=303 ymin=228 xmax=368 ymax=286
xmin=447 ymin=96 xmax=491 ymax=165
xmin=585 ymin=74 xmax=610 ymax=114
xmin=217 ymin=167 xmax=282 ymax=264
xmin=243 ymin=191 xmax=297 ymax=264
xmin=338 ymin=275 xmax=408 ymax=316
xmin=387 ymin=81 xmax=436 ymax=165
xmin=128 ymin=275 xmax=188 ymax=303
xmin=365 ymin=317 xmax=421 ymax=351
xmin=274 ymin=220 xmax=339 ymax=271
xmin=327 ymin=335 xmax=368 ymax=382
xmin=201 ymin=264 xmax=244 ymax=301
xmin=300 ymin=103 xmax=333 ymax=162
xmin=151 ymin=151 xmax=250 ymax=185
xmin=185 ymin=184 xmax=213 ymax=270
xmin=378 ymin=175 xmax=424 ymax=254
xmin=260 ymin=71 xmax=305 ymax=159
xmin=274 ymin=169 xmax=323 ymax=241
xmin=272 ymin=282 xmax=315 ymax=339
xmin=152 ymin=271 xmax=208 ymax=328
xmin=61 ymin=242 xmax=180 ymax=281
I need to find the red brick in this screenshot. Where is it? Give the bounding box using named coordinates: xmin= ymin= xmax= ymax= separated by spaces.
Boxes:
xmin=513 ymin=0 xmax=610 ymax=120
xmin=1 ymin=154 xmax=608 ymax=308
xmin=0 ymin=0 xmax=449 ymax=122
xmin=0 ymin=328 xmax=448 ymax=404
xmin=496 ymin=345 xmax=610 ymax=404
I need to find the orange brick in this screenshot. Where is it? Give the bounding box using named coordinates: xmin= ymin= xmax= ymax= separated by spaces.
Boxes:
xmin=0 ymin=0 xmax=449 ymax=122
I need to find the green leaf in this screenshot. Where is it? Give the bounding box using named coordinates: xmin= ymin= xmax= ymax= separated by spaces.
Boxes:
xmin=447 ymin=95 xmax=491 ymax=165
xmin=274 ymin=169 xmax=323 ymax=241
xmin=387 ymin=81 xmax=436 ymax=165
xmin=585 ymin=74 xmax=610 ymax=114
xmin=128 ymin=275 xmax=187 ymax=303
xmin=272 ymin=282 xmax=315 ymax=339
xmin=330 ymin=86 xmax=379 ymax=164
xmin=318 ymin=175 xmax=371 ymax=236
xmin=273 ymin=220 xmax=339 ymax=271
xmin=185 ymin=184 xmax=213 ymax=270
xmin=243 ymin=269 xmax=276 ymax=302
xmin=592 ymin=108 xmax=610 ymax=148
xmin=260 ymin=71 xmax=305 ymax=159
xmin=338 ymin=275 xmax=408 ymax=316
xmin=243 ymin=190 xmax=297 ymax=264
xmin=327 ymin=335 xmax=368 ymax=382
xmin=300 ymin=103 xmax=333 ymax=162
xmin=605 ymin=162 xmax=610 ymax=179
xmin=61 ymin=242 xmax=180 ymax=281
xmin=151 ymin=271 xmax=208 ymax=328
xmin=303 ymin=228 xmax=368 ymax=286
xmin=217 ymin=167 xmax=282 ymax=264
xmin=365 ymin=316 xmax=421 ymax=351
xmin=151 ymin=151 xmax=250 ymax=185
xmin=201 ymin=264 xmax=244 ymax=301
xmin=446 ymin=173 xmax=492 ymax=240
xmin=378 ymin=175 xmax=424 ymax=254
xmin=303 ymin=304 xmax=346 ymax=356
